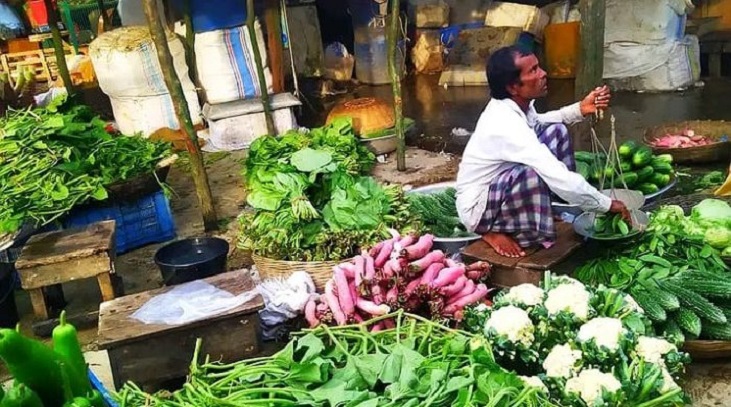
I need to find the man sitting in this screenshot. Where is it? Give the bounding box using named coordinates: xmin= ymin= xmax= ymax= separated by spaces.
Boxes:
xmin=456 ymin=46 xmax=630 ymax=258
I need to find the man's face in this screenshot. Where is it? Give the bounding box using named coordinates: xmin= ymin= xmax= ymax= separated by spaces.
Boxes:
xmin=508 ymin=54 xmax=548 ymax=100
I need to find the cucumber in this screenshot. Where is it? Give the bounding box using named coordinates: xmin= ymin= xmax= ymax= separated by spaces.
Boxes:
xmin=614 ymin=172 xmax=639 ymax=188
xmin=632 ymin=288 xmax=667 ymax=322
xmin=619 ymin=161 xmax=633 ymax=173
xmin=702 ymin=322 xmax=731 ymax=341
xmin=659 ymin=280 xmax=728 ymax=324
xmin=574 ymin=151 xmax=596 ymax=163
xmin=619 ymin=140 xmax=639 ymax=158
xmin=636 ymin=166 xmax=654 ymax=181
xmin=651 ymin=158 xmax=674 ymax=174
xmin=632 ymin=146 xmax=654 ymax=168
xmin=654 ymin=153 xmax=674 ymax=164
xmin=637 ymin=183 xmax=660 ymax=195
xmin=674 ymin=308 xmax=702 ymax=337
xmin=576 ymin=161 xmax=590 ymax=180
xmin=649 ymin=173 xmax=671 ymax=188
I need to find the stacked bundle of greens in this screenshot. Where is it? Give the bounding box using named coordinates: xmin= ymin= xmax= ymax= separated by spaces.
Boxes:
xmin=238 ymin=118 xmax=418 ymax=261
xmin=117 ymin=312 xmax=556 ymax=406
xmin=407 ymin=187 xmax=472 ymax=238
xmin=462 ymin=274 xmax=691 ymax=407
xmin=0 ymin=97 xmax=172 ymax=234
xmin=575 ymin=200 xmax=731 ymax=341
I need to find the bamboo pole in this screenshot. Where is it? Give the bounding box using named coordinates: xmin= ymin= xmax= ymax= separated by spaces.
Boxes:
xmin=43 ymin=0 xmax=74 ymax=96
xmin=143 ymin=0 xmax=219 ymax=231
xmin=246 ymin=0 xmax=275 ymax=136
xmin=96 ymin=0 xmax=110 ymax=31
xmin=264 ymin=0 xmax=284 ymax=93
xmin=387 ymin=0 xmax=406 ymax=171
xmin=182 ymin=0 xmax=200 ymax=88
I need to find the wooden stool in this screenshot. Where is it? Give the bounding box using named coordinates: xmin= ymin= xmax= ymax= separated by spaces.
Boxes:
xmin=15 ymin=220 xmax=117 ymax=320
xmin=97 ymin=270 xmax=264 ymax=391
xmin=462 ymin=222 xmax=584 ymax=287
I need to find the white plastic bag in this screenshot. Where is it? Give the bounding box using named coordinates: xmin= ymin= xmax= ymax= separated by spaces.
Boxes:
xmin=131 ymin=280 xmax=259 ymax=325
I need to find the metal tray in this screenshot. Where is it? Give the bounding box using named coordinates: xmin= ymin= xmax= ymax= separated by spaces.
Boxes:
xmin=573 ymin=209 xmax=649 ymax=241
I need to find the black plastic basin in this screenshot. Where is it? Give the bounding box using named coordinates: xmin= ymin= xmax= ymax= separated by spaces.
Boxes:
xmin=154 ymin=237 xmax=229 ymax=286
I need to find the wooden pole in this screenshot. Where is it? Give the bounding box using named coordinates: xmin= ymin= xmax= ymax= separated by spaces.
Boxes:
xmin=388 ymin=0 xmax=406 ymax=171
xmin=43 ymin=0 xmax=74 ymax=96
xmin=96 ymin=0 xmax=110 ymax=31
xmin=264 ymin=0 xmax=284 ymax=93
xmin=575 ymin=0 xmax=605 ymax=99
xmin=247 ymin=0 xmax=276 ymax=135
xmin=182 ymin=0 xmax=200 ymax=88
xmin=143 ymin=0 xmax=219 ymax=231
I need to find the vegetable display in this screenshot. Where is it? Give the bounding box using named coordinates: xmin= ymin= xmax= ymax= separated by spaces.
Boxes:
xmin=406 ymin=187 xmax=472 ymax=238
xmin=591 ymin=213 xmax=631 ymax=238
xmin=574 ymin=142 xmax=674 ymax=195
xmin=576 ymin=200 xmax=731 ymax=341
xmin=117 ymin=311 xmax=557 ymax=406
xmin=0 ymin=312 xmax=103 ymax=407
xmin=0 ymin=97 xmax=172 ymax=234
xmin=304 ymin=232 xmax=492 ymax=328
xmin=238 ymin=118 xmax=418 ymax=261
xmin=648 ymin=129 xmax=721 ymax=149
xmin=462 ymin=274 xmax=691 ymax=407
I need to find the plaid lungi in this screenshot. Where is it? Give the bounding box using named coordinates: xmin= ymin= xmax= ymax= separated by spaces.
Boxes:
xmin=476 ymin=123 xmax=575 ymax=248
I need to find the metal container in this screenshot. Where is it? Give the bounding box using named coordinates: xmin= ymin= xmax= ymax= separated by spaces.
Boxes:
xmin=154 ymin=237 xmax=229 ymax=286
xmin=408 ymin=181 xmax=480 ymax=254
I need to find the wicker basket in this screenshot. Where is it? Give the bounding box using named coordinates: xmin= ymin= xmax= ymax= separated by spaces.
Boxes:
xmin=252 ymin=254 xmax=343 ymax=293
xmin=644 ymin=120 xmax=731 ymax=164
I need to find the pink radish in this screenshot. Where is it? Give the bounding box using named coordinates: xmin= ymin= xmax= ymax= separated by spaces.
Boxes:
xmin=446 ymin=258 xmax=459 ymax=268
xmin=356 ymin=299 xmax=391 ymax=316
xmin=336 ymin=263 xmax=356 ymax=280
xmin=371 ymin=285 xmax=384 ymax=305
xmin=448 ymin=280 xmax=475 ymax=305
xmin=453 ymin=309 xmax=465 ymax=321
xmin=442 ymin=276 xmax=468 ymax=297
xmin=352 ymin=313 xmax=364 ymax=323
xmin=398 ymin=233 xmax=417 ymax=249
xmin=334 ymin=268 xmax=355 ymax=316
xmin=304 ymin=297 xmax=319 ymax=327
xmin=431 ymin=266 xmax=465 ymax=288
xmin=371 ymin=322 xmax=384 ymax=333
xmin=374 ymin=240 xmax=394 ymax=268
xmin=363 ymin=253 xmax=376 ymax=281
xmin=404 ymin=234 xmax=435 ymax=260
xmin=383 ymin=318 xmax=396 ymax=329
xmin=316 ymin=302 xmax=329 ymax=313
xmin=405 ymin=278 xmax=423 ymax=296
xmin=420 ymin=263 xmax=445 ymax=285
xmin=388 ymin=228 xmax=401 ymax=240
xmin=408 ymin=250 xmax=445 ymax=273
xmin=386 ymin=285 xmax=398 ymax=303
xmin=324 ymin=281 xmax=347 ymax=325
xmin=368 ymin=241 xmax=385 ymax=258
xmin=354 ymin=255 xmax=365 ymax=288
xmin=444 ymin=284 xmax=489 ymax=314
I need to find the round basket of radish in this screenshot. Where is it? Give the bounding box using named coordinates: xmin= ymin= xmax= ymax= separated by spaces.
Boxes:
xmin=304 ymin=231 xmax=494 ymax=329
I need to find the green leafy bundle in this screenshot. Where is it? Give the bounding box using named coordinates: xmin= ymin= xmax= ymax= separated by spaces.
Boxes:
xmin=239 ymin=118 xmax=418 ymax=261
xmin=116 ymin=312 xmax=556 ymax=407
xmin=0 ymin=97 xmax=171 ymax=234
xmin=407 ymin=187 xmax=472 ymax=238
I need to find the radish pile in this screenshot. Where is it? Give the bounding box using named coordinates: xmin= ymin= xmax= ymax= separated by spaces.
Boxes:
xmin=649 ymin=129 xmax=717 ymax=148
xmin=304 ymin=232 xmax=492 ymax=330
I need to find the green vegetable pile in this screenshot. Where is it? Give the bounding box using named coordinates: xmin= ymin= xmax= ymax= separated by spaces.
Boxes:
xmin=116 ymin=311 xmax=555 ymax=407
xmin=0 ymin=312 xmax=105 ymax=407
xmin=576 ymin=200 xmax=731 ymax=341
xmin=407 ymin=187 xmax=472 ymax=238
xmin=574 ymin=140 xmax=674 ymax=195
xmin=0 ymin=97 xmax=171 ymax=234
xmin=238 ymin=118 xmax=418 ymax=261
xmin=592 ymin=213 xmax=632 ymax=238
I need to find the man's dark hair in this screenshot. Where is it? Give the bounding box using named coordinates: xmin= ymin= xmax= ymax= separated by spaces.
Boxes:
xmin=487 ymin=46 xmax=532 ymax=100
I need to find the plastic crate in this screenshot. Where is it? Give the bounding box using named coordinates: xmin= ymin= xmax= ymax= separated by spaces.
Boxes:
xmin=89 ymin=369 xmax=118 ymax=407
xmin=63 ymin=191 xmax=176 ymax=254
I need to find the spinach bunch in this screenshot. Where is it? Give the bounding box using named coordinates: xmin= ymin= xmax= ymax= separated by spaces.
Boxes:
xmin=0 ymin=97 xmax=171 ymax=234
xmin=239 ymin=118 xmax=418 ymax=261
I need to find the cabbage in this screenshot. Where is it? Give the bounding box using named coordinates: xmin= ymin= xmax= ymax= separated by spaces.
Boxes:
xmin=704 ymin=227 xmax=731 ymax=249
xmin=691 ymin=199 xmax=731 ymax=228
xmin=652 ymin=205 xmax=685 ymax=223
xmin=723 ymin=246 xmax=731 ymax=257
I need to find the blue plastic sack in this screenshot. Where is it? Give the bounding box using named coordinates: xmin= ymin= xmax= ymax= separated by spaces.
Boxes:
xmin=0 ymin=1 xmax=25 ymax=40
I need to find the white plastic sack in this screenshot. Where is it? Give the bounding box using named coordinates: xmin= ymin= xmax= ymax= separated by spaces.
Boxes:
xmin=605 ymin=0 xmax=693 ymax=45
xmin=131 ymin=280 xmax=260 ymax=325
xmin=109 ymin=89 xmax=202 ymax=137
xmin=117 ymin=0 xmax=165 ymax=27
xmin=258 ymin=271 xmax=316 ymax=326
xmin=90 ymin=26 xmax=196 ymax=98
xmin=195 ymin=21 xmax=273 ymax=105
xmin=323 ymin=42 xmax=354 ymax=81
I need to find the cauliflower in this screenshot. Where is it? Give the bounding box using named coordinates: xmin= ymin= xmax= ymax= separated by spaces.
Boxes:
xmin=543 ymin=343 xmax=582 ymax=378
xmin=623 ymin=294 xmax=643 ymax=314
xmin=484 ymin=306 xmax=535 ymax=347
xmin=636 ymin=336 xmax=677 ymax=366
xmin=519 ymin=376 xmax=548 ymax=393
xmin=502 ymin=284 xmax=545 ymax=307
xmin=565 ymin=369 xmax=622 ymax=405
xmin=577 ymin=318 xmax=625 ymax=351
xmin=545 ymin=283 xmax=591 ymax=320
xmin=660 ymin=367 xmax=680 ymax=394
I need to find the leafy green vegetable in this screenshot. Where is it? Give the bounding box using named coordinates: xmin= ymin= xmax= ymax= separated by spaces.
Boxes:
xmin=0 ymin=96 xmax=171 ymax=233
xmin=407 ymin=187 xmax=471 ymax=238
xmin=691 ymin=198 xmax=731 ymax=228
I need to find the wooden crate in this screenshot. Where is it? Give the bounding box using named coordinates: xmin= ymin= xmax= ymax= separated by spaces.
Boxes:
xmin=97 ymin=270 xmax=264 ymax=391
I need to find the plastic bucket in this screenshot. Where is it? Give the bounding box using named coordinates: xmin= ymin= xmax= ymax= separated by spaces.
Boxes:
xmin=544 ymin=22 xmax=580 ymax=79
xmin=0 ymin=264 xmax=18 ymax=329
xmin=154 ymin=237 xmax=229 ymax=286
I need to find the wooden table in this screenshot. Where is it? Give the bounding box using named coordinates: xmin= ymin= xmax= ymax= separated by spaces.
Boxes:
xmin=16 ymin=221 xmax=118 ymax=320
xmin=462 ymin=222 xmax=584 ymax=287
xmin=97 ymin=270 xmax=264 ymax=391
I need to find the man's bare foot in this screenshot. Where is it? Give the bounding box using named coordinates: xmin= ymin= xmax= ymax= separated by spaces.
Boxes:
xmin=482 ymin=233 xmax=526 ymax=258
